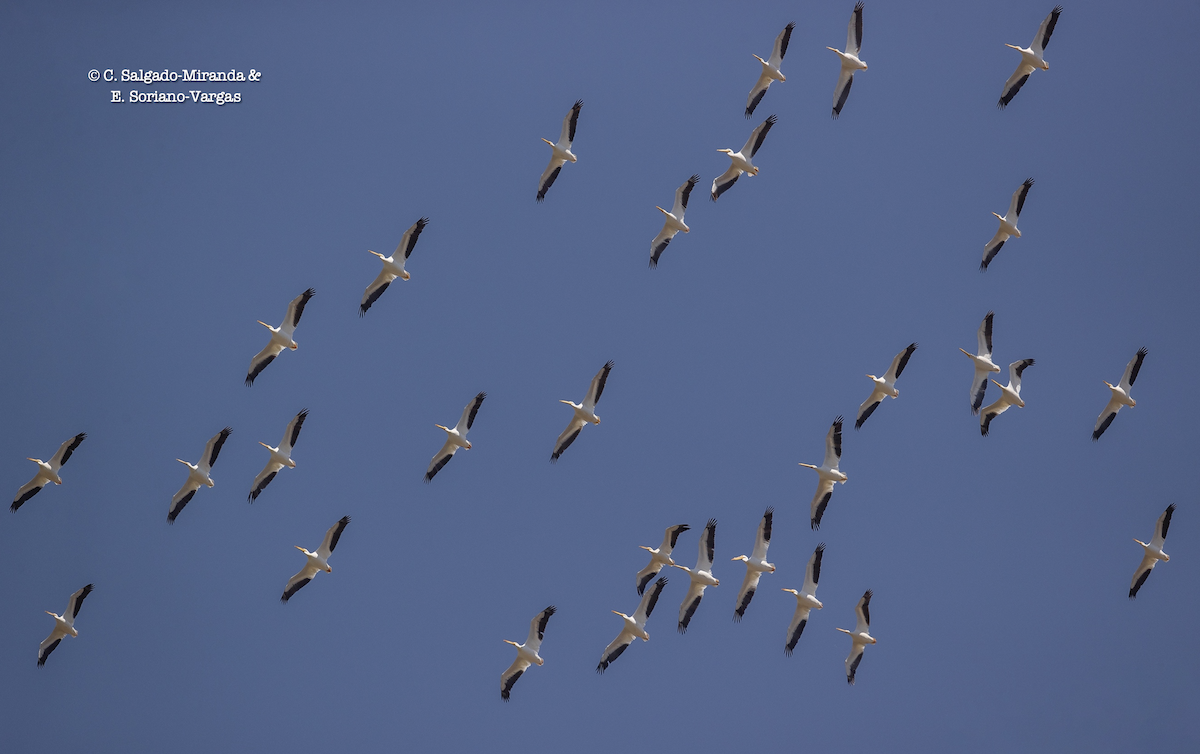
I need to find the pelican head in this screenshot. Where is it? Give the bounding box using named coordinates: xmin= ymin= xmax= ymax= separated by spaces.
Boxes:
xmin=717 ymin=148 xmax=733 ymax=155
xmin=732 ymin=555 xmax=748 ymax=562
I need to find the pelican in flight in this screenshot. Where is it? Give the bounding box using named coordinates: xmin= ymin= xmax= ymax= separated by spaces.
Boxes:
xmin=800 ymin=417 xmax=847 ymax=530
xmin=551 ymin=361 xmax=612 ymax=462
xmin=732 ymin=507 xmax=775 ymax=622
xmin=38 ymin=584 xmax=93 ymax=667
xmin=501 ymin=605 xmax=556 ymax=701
xmin=635 ymin=524 xmax=690 ymax=595
xmin=745 ymin=22 xmax=795 ymax=118
xmin=828 ymin=2 xmax=867 ymax=118
xmin=1130 ymin=504 xmax=1175 ymax=599
xmin=856 ymin=343 xmax=918 ymax=429
xmin=649 ymin=175 xmax=699 ymax=268
xmin=711 ymin=114 xmax=777 ymax=201
xmin=838 ymin=589 xmax=875 ymax=684
xmin=1094 ymin=348 xmax=1148 ymax=441
xmin=673 ymin=518 xmax=718 ymax=633
xmin=249 ymin=409 xmax=308 ymax=502
xmin=981 ymin=179 xmax=1034 ymax=270
xmin=425 ymin=392 xmax=486 ymax=482
xmin=961 ymin=311 xmax=1001 ymax=414
xmin=11 ymin=432 xmax=86 ymax=512
xmin=360 ymin=217 xmax=429 ymax=316
xmin=536 ymin=100 xmax=582 ymax=202
xmin=168 ymin=427 xmax=232 ymax=523
xmin=281 ymin=516 xmax=351 ymax=602
xmin=998 ymin=6 xmax=1062 ymax=109
xmin=597 ymin=576 xmax=667 ymax=674
xmin=245 ymin=288 xmax=315 ymax=386
xmin=980 ymin=359 xmax=1035 ymax=436
xmin=783 ymin=543 xmax=825 ymax=656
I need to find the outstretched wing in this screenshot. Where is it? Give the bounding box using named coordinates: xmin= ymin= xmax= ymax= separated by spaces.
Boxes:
xmin=998 ymin=62 xmax=1035 ymax=109
xmin=803 ymin=543 xmax=825 ymax=594
xmin=1092 ymin=398 xmax=1122 ymax=441
xmin=672 ymin=174 xmax=699 ymax=217
xmin=318 ymin=516 xmax=351 ymax=559
xmin=785 ymin=605 xmax=811 ymax=656
xmin=167 ymin=479 xmax=202 ymax=524
xmin=855 ymin=589 xmax=873 ymax=633
xmin=710 ymin=164 xmax=742 ymax=201
xmin=856 ymin=392 xmax=883 ymax=429
xmin=282 ymin=409 xmax=308 ymax=453
xmin=550 ymin=416 xmax=586 ymax=463
xmin=696 ymin=518 xmax=717 ymax=571
xmin=201 ymin=427 xmax=232 ymax=473
xmin=885 ymin=343 xmax=918 ymax=382
xmin=1032 ymin=6 xmax=1062 ymax=53
xmin=281 ymin=563 xmax=320 ymax=603
xmin=831 ymin=68 xmax=855 ymax=118
xmin=978 ymin=311 xmax=995 ymax=358
xmin=456 ymin=392 xmax=487 ymax=434
xmin=742 ymin=114 xmax=777 ymax=158
xmin=536 ymin=157 xmax=567 ymax=203
xmin=559 ymin=100 xmax=583 ymax=147
xmin=584 ymin=361 xmax=613 ymax=410
xmin=525 ymin=605 xmax=556 ymax=653
xmin=678 ymin=581 xmax=705 ymax=633
xmin=981 ymin=229 xmax=1009 ymax=270
xmin=360 ymin=269 xmax=396 ymax=316
xmin=1009 ymin=178 xmax=1034 ymax=221
xmin=11 ymin=476 xmax=48 ymax=512
xmin=752 ymin=507 xmax=773 ymax=561
xmin=397 ymin=217 xmax=429 ymax=260
xmin=49 ymin=433 xmax=87 ymax=471
xmin=246 ymin=341 xmax=286 ymax=386
xmin=823 ymin=417 xmax=843 ymax=468
xmin=248 ymin=461 xmax=284 ymax=503
xmin=745 ymin=73 xmax=772 ymax=119
xmin=596 ymin=630 xmax=634 ymax=674
xmin=971 ymin=366 xmax=991 ymax=415
xmin=500 ymin=656 xmax=532 ymax=700
xmin=846 ymin=2 xmax=864 ymax=56
xmin=424 ymin=439 xmax=458 ymax=483
xmin=1121 ymin=348 xmax=1148 ymax=391
xmin=732 ymin=568 xmax=763 ymax=622
xmin=770 ymin=22 xmax=795 ymax=67
xmin=810 ymin=478 xmax=836 ymax=530
xmin=66 ymin=584 xmax=94 ymax=623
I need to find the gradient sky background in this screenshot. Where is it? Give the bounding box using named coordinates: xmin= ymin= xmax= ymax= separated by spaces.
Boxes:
xmin=2 ymin=1 xmax=1198 ymax=751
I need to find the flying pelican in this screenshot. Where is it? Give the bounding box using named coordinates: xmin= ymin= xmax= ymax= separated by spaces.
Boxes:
xmin=245 ymin=288 xmax=315 ymax=386
xmin=732 ymin=507 xmax=775 ymax=622
xmin=783 ymin=543 xmax=825 ymax=656
xmin=980 ymin=359 xmax=1035 ymax=435
xmin=711 ymin=114 xmax=777 ymax=201
xmin=961 ymin=311 xmax=1001 ymax=414
xmin=998 ymin=6 xmax=1062 ymax=109
xmin=597 ymin=576 xmax=667 ymax=674
xmin=168 ymin=427 xmax=232 ymax=523
xmin=1130 ymin=504 xmax=1175 ymax=599
xmin=980 ymin=179 xmax=1034 ymax=270
xmin=38 ymin=584 xmax=93 ymax=667
xmin=536 ymin=100 xmax=582 ymax=202
xmin=1094 ymin=348 xmax=1148 ymax=441
xmin=551 ymin=361 xmax=612 ymax=462
xmin=281 ymin=516 xmax=351 ymax=602
xmin=745 ymin=23 xmax=795 ymax=118
xmin=500 ymin=605 xmax=556 ymax=701
xmin=635 ymin=524 xmax=690 ymax=595
xmin=829 ymin=2 xmax=867 ymax=118
xmin=249 ymin=409 xmax=308 ymax=502
xmin=360 ymin=218 xmax=429 ymax=316
xmin=11 ymin=432 xmax=86 ymax=512
xmin=856 ymin=343 xmax=918 ymax=429
xmin=673 ymin=518 xmax=719 ymax=633
xmin=649 ymin=175 xmax=700 ymax=268
xmin=800 ymin=417 xmax=847 ymax=530
xmin=425 ymin=392 xmax=486 ymax=482
xmin=838 ymin=589 xmax=875 ymax=684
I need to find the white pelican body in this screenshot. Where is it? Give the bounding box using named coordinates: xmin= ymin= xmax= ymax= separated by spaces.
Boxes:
xmin=38 ymin=584 xmax=93 ymax=666
xmin=981 ymin=179 xmax=1034 ymax=270
xmin=800 ymin=417 xmax=847 ymax=530
xmin=168 ymin=427 xmax=232 ymax=523
xmin=961 ymin=311 xmax=1002 ymax=414
xmin=249 ymin=409 xmax=308 ymax=502
xmin=1094 ymin=348 xmax=1147 ymax=440
xmin=649 ymin=175 xmax=699 ymax=268
xmin=732 ymin=507 xmax=775 ymax=622
xmin=500 ymin=605 xmax=556 ymax=701
xmin=980 ymin=359 xmax=1035 ymax=436
xmin=1130 ymin=504 xmax=1174 ymax=599
xmin=536 ymin=100 xmax=582 ymax=202
xmin=425 ymin=392 xmax=486 ymax=482
xmin=711 ymin=114 xmax=777 ymax=201
xmin=281 ymin=516 xmax=350 ymax=602
xmin=245 ymin=288 xmax=315 ymax=386
xmin=551 ymin=361 xmax=612 ymax=462
xmin=12 ymin=432 xmax=86 ymax=512
xmin=597 ymin=576 xmax=668 ymax=673
xmin=828 ymin=2 xmax=867 ymax=118
xmin=746 ymin=23 xmax=795 ymax=118
xmin=673 ymin=518 xmax=719 ymax=633
xmin=856 ymin=343 xmax=917 ymax=429
xmin=783 ymin=543 xmax=825 ymax=655
xmin=838 ymin=589 xmax=875 ymax=684
xmin=360 ymin=218 xmax=429 ymax=316
xmin=635 ymin=524 xmax=690 ymax=595
xmin=998 ymin=6 xmax=1062 ymax=108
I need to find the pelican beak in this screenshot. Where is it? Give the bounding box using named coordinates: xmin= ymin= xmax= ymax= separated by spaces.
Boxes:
xmin=866 ymin=374 xmax=875 ymax=380
xmin=369 ymin=250 xmax=384 ymax=258
xmin=27 ymin=457 xmax=38 ymax=462
xmin=990 ymin=379 xmax=1004 ymax=388
xmin=175 ymin=458 xmax=188 ymax=465
xmin=295 ymin=545 xmax=305 ymax=551
xmin=1005 ymin=43 xmax=1021 ymax=50
xmin=656 ymin=206 xmax=668 ymax=215
xmin=1134 ymin=538 xmax=1146 ymax=546
xmin=992 ymin=212 xmax=1003 ymax=220
xmin=435 ymin=424 xmax=448 ymax=431
xmin=1104 ymin=381 xmax=1114 ymax=388
xmin=45 ymin=611 xmax=55 ymax=616
xmin=639 ymin=545 xmax=652 ymax=551
xmin=798 ymin=462 xmax=816 ymax=469
xmin=541 ymin=138 xmax=554 ymax=146
xmin=611 ymin=610 xmax=623 ymax=616
xmin=826 ymin=46 xmax=838 ymax=53
xmin=259 ymin=442 xmax=271 ymax=449
xmin=959 ymin=348 xmax=971 ymax=356
xmin=257 ymin=320 xmax=271 ymax=328
xmin=503 ymin=639 xmax=518 ymax=646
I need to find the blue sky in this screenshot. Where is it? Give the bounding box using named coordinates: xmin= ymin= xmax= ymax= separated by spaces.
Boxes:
xmin=2 ymin=1 xmax=1198 ymax=751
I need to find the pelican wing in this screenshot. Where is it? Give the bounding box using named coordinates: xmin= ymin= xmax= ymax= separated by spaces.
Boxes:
xmin=200 ymin=427 xmax=232 ymax=473
xmin=281 ymin=563 xmax=320 ymax=603
xmin=785 ymin=605 xmax=811 ymax=656
xmin=1121 ymin=348 xmax=1148 ymax=391
xmin=971 ymin=366 xmax=991 ymax=415
xmin=846 ymin=2 xmax=864 ymax=56
xmin=745 ymin=73 xmax=772 ymax=119
xmin=751 ymin=507 xmax=773 ymax=561
xmin=732 ymin=568 xmax=763 ymax=622
xmin=283 ymin=288 xmax=315 ymax=334
xmin=978 ymin=311 xmax=995 ymax=358
xmin=855 ymin=393 xmax=884 ymax=429
xmin=500 ymin=657 xmax=532 ymax=700
xmin=525 ymin=605 xmax=556 ymax=654
xmin=282 ymin=409 xmax=308 ymax=453
xmin=1009 ymin=358 xmax=1034 ymax=394
xmin=424 ymin=438 xmax=458 ymax=482
xmin=885 ymin=343 xmax=918 ymax=382
xmin=49 ymin=433 xmax=87 ymax=471
xmin=696 ymin=518 xmax=717 ymax=572
xmin=1129 ymin=553 xmax=1157 ymax=599
xmin=769 ymin=22 xmax=795 ymax=67
xmin=248 ymin=461 xmax=284 ymax=502
xmin=317 ymin=516 xmax=351 ymax=559
xmin=596 ymin=630 xmax=635 ymax=674
xmin=38 ymin=631 xmax=64 ymax=667
xmin=672 ymin=174 xmax=699 ymax=218
xmin=677 ymin=581 xmax=706 ymax=633
xmin=360 ymin=268 xmax=397 ymax=316
xmin=635 ymin=576 xmax=667 ymax=625
xmin=559 ymin=99 xmax=583 ymax=147
xmin=583 ymin=361 xmax=613 ymax=411
xmin=1152 ymin=504 xmax=1176 ymax=548
xmin=831 ymin=68 xmax=854 ymax=118
xmin=998 ymin=62 xmax=1035 ymax=109
xmin=1009 ymin=178 xmax=1034 ymax=221
xmin=979 ymin=399 xmax=1013 ymax=436
xmin=66 ymin=584 xmax=94 ymax=624
xmin=536 ymin=158 xmax=567 ymax=203
xmin=550 ymin=416 xmax=586 ymax=463
xmin=11 ymin=475 xmax=48 ymax=512
xmin=1032 ymin=5 xmax=1062 ymax=53
xmin=455 ymin=392 xmax=487 ymax=435
xmin=810 ymin=478 xmax=836 ymax=530
xmin=803 ymin=543 xmax=825 ymax=595
xmin=1092 ymin=397 xmax=1123 ymax=441
xmin=246 ymin=341 xmax=286 ymax=386
xmin=661 ymin=523 xmax=690 ymax=554
xmin=649 ymin=226 xmax=678 ymax=268
xmin=743 ymin=113 xmax=777 ymax=159
xmin=846 ymin=643 xmax=866 ymax=684
xmin=710 ymin=164 xmax=742 ymax=201
xmin=854 ymin=589 xmax=873 ymax=633
xmin=167 ymin=479 xmax=202 ymax=523
xmin=396 ymin=217 xmax=429 ymax=260
xmin=823 ymin=416 xmax=844 ymax=468
xmin=981 ymin=229 xmax=1009 ymax=270
xmin=635 ymin=561 xmax=664 ymax=596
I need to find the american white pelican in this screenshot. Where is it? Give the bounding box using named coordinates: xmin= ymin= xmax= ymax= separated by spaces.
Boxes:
xmin=168 ymin=427 xmax=232 ymax=523
xmin=783 ymin=543 xmax=825 ymax=656
xmin=980 ymin=179 xmax=1034 ymax=270
xmin=360 ymin=218 xmax=429 ymax=316
xmin=38 ymin=584 xmax=93 ymax=667
xmin=673 ymin=518 xmax=719 ymax=633
xmin=425 ymin=392 xmax=487 ymax=482
xmin=745 ymin=23 xmax=795 ymax=118
xmin=635 ymin=524 xmax=690 ymax=595
xmin=536 ymin=100 xmax=582 ymax=202
xmin=711 ymin=114 xmax=777 ymax=201
xmin=501 ymin=605 xmax=556 ymax=701
xmin=800 ymin=417 xmax=847 ymax=530
xmin=1094 ymin=348 xmax=1147 ymax=441
xmin=551 ymin=361 xmax=612 ymax=462
xmin=829 ymin=2 xmax=867 ymax=118
xmin=856 ymin=343 xmax=918 ymax=429
xmin=11 ymin=432 xmax=86 ymax=512
xmin=649 ymin=175 xmax=700 ymax=268
xmin=838 ymin=589 xmax=875 ymax=684
xmin=980 ymin=359 xmax=1035 ymax=436
xmin=998 ymin=6 xmax=1062 ymax=109
xmin=1130 ymin=504 xmax=1175 ymax=599
xmin=249 ymin=409 xmax=308 ymax=503
xmin=245 ymin=288 xmax=315 ymax=386
xmin=732 ymin=507 xmax=775 ymax=622
xmin=597 ymin=576 xmax=667 ymax=674
xmin=281 ymin=515 xmax=351 ymax=603
xmin=961 ymin=311 xmax=1001 ymax=414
